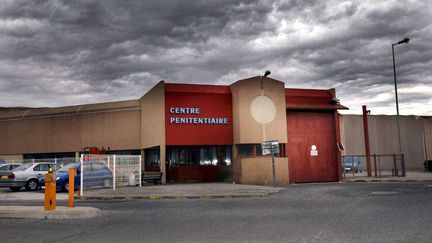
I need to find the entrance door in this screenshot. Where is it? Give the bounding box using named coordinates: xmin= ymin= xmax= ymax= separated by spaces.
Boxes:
xmin=287 ymin=111 xmax=338 ymax=183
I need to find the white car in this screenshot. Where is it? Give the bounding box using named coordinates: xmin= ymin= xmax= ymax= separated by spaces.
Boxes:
xmin=0 ymin=162 xmax=61 ymax=191
xmin=0 ymin=163 xmax=21 ymax=172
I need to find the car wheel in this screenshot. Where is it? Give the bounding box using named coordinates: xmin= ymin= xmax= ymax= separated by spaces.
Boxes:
xmin=103 ymin=178 xmax=112 ymax=187
xmin=9 ymin=186 xmax=21 ymax=192
xmin=62 ymin=181 xmax=69 ymax=192
xmin=25 ymin=179 xmax=39 ymax=191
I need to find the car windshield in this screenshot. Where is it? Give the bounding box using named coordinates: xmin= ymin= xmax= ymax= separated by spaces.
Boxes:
xmin=57 ymin=163 xmax=79 ymax=172
xmin=13 ymin=163 xmax=33 ymax=171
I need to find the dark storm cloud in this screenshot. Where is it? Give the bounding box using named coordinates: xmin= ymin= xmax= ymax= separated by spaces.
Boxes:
xmin=0 ymin=0 xmax=431 ymax=114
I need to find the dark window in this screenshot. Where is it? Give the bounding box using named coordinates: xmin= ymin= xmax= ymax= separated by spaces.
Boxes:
xmin=167 ymin=146 xmax=232 ymax=167
xmin=238 ymin=144 xmax=286 ymax=158
xmin=145 ymin=149 xmax=160 ymax=168
xmin=238 ymin=144 xmax=254 ymax=157
xmin=256 ymin=144 xmax=264 ymax=156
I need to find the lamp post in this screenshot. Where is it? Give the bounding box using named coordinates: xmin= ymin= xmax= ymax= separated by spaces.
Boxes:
xmin=392 ymin=37 xmax=409 ymax=176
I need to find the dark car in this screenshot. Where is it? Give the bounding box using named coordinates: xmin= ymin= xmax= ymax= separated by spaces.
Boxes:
xmin=342 ymin=156 xmax=363 ymax=173
xmin=39 ymin=161 xmax=113 ymax=192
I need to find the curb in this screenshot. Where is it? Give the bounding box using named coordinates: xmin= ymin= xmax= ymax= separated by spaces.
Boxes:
xmin=77 ymin=193 xmax=269 ymax=201
xmin=343 ymin=179 xmax=432 ymax=183
xmin=0 ymin=206 xmax=102 ymax=220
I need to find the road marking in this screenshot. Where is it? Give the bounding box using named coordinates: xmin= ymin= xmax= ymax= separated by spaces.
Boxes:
xmin=371 ymin=191 xmax=399 ymax=195
xmin=149 ymin=195 xmax=161 ymax=200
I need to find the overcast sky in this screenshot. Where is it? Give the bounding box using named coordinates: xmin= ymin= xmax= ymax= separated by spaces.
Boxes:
xmin=0 ymin=0 xmax=431 ymax=115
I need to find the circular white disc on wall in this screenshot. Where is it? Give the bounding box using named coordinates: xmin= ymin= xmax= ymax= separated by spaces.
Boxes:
xmin=250 ymin=95 xmax=277 ymax=124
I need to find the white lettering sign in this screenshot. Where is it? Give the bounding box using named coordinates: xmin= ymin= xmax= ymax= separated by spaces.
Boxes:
xmin=168 ymin=107 xmax=228 ymax=125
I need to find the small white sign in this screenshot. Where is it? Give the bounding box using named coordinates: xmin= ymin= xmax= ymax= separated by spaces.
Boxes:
xmin=311 ymin=145 xmax=318 ymax=156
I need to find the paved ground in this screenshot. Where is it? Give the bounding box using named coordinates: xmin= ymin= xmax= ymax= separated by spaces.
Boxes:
xmin=343 ymin=170 xmax=432 ymax=182
xmin=1 ymin=182 xmax=432 ymax=242
xmin=0 ymin=170 xmax=431 ymax=222
xmin=79 ymin=182 xmax=284 ymax=200
xmin=0 ymin=183 xmax=283 ymax=201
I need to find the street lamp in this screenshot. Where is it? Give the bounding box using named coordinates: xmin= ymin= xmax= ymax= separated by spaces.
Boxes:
xmin=392 ymin=37 xmax=409 ymax=176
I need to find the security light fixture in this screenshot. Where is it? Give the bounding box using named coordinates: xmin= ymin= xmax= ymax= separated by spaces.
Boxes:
xmin=330 ymin=98 xmax=340 ymax=105
xmin=263 ymin=70 xmax=271 ymax=77
xmin=395 ymin=37 xmax=409 ymax=45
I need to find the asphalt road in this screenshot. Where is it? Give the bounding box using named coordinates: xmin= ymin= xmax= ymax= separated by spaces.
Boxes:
xmin=1 ymin=183 xmax=432 ymax=243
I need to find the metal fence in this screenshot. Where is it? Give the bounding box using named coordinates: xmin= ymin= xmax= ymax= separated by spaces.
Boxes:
xmin=5 ymin=157 xmax=76 ymax=166
xmin=342 ymin=154 xmax=405 ymax=178
xmin=4 ymin=155 xmax=142 ymax=195
xmin=79 ymin=154 xmax=141 ymax=196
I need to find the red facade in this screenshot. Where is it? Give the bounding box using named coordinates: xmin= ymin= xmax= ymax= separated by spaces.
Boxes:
xmin=165 ymin=83 xmax=233 ymax=146
xmin=285 ymin=88 xmax=346 ymax=183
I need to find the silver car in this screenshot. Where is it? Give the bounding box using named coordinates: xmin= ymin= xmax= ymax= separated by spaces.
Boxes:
xmin=0 ymin=162 xmax=61 ymax=191
xmin=0 ymin=163 xmax=21 ymax=172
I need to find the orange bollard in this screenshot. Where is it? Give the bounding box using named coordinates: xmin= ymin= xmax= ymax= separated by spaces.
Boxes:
xmin=68 ymin=168 xmax=75 ymax=207
xmin=44 ymin=168 xmax=56 ymax=211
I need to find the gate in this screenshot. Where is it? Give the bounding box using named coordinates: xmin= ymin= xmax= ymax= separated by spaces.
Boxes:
xmin=287 ymin=111 xmax=339 ymax=183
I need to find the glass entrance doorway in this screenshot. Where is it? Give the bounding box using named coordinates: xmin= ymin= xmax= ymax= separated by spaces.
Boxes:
xmin=166 ymin=145 xmax=231 ymax=182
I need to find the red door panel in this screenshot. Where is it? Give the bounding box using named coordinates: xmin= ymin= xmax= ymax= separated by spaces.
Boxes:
xmin=287 ymin=111 xmax=338 ymax=183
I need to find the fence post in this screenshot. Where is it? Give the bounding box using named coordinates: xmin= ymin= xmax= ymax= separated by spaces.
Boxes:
xmin=80 ymin=154 xmax=84 ymax=197
xmin=373 ymin=154 xmax=377 ymax=177
xmin=393 ymin=154 xmax=399 ymax=176
xmin=113 ymin=155 xmax=116 ymax=191
xmin=378 ymin=156 xmax=381 ymax=177
xmin=401 ymin=154 xmax=405 ymax=177
xmin=139 ymin=155 xmax=142 ymax=187
xmin=342 ymin=156 xmax=346 ymax=178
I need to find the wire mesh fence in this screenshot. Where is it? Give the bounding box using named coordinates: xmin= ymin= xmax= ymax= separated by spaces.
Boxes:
xmin=4 ymin=157 xmax=77 ymax=166
xmin=4 ymin=155 xmax=142 ymax=195
xmin=79 ymin=154 xmax=141 ymax=196
xmin=342 ymin=154 xmax=405 ymax=178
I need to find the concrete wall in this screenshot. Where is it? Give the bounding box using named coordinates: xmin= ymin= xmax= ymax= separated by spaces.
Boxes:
xmin=240 ymin=157 xmax=289 ymax=185
xmin=0 ymin=154 xmax=22 ymax=162
xmin=230 ymin=77 xmax=288 ymax=144
xmin=139 ymin=81 xmax=166 ymax=183
xmin=230 ymin=77 xmax=289 ymax=184
xmin=0 ymin=109 xmax=141 ymax=155
xmin=424 ymin=117 xmax=432 ymax=161
xmin=341 ymin=115 xmax=431 ymax=170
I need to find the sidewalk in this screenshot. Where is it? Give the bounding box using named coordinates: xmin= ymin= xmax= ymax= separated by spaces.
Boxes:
xmin=78 ymin=182 xmax=285 ymax=200
xmin=0 ymin=206 xmax=101 ymax=219
xmin=343 ymin=170 xmax=432 ymax=182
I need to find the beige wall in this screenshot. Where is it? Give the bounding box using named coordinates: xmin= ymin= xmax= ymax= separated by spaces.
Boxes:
xmin=240 ymin=157 xmax=289 ymax=185
xmin=0 ymin=110 xmax=141 ymax=155
xmin=230 ymin=77 xmax=288 ymax=144
xmin=0 ymin=154 xmax=23 ymax=162
xmin=341 ymin=115 xmax=429 ymax=170
xmin=139 ymin=81 xmax=166 ymax=183
xmin=230 ymin=77 xmax=289 ymax=184
xmin=424 ymin=117 xmax=432 ymax=161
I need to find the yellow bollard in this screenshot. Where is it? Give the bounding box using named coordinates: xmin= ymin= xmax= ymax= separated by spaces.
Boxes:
xmin=44 ymin=168 xmax=56 ymax=211
xmin=68 ymin=168 xmax=75 ymax=207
